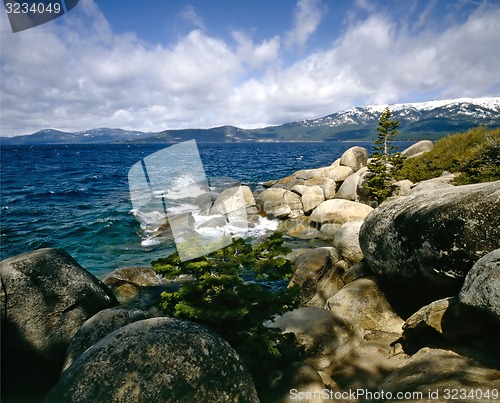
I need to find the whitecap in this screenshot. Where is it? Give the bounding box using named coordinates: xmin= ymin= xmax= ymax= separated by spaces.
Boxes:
xmin=141 ymin=238 xmax=162 ymax=247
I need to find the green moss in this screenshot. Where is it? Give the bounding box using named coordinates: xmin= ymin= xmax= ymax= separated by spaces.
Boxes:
xmin=397 ymin=127 xmax=500 ymax=184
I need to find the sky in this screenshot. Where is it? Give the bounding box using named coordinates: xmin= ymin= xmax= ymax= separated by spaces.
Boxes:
xmin=1 ymin=0 xmax=500 ymax=137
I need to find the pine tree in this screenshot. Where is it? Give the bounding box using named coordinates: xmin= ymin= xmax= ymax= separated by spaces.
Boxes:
xmin=365 ymin=107 xmax=403 ymax=204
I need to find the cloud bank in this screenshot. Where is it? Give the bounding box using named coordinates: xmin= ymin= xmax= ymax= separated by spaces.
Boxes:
xmin=1 ymin=0 xmax=499 ymax=136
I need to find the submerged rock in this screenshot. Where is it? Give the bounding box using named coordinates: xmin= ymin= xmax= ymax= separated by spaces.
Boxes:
xmin=46 ymin=318 xmax=259 ymax=402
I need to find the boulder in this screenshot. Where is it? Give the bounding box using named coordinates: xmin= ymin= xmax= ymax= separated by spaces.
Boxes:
xmin=459 ymin=249 xmax=500 ymax=323
xmin=409 ymin=172 xmax=457 ymax=194
xmin=102 ymin=266 xmax=163 ymax=288
xmin=378 ymin=348 xmax=500 ymax=397
xmin=210 ymin=185 xmax=256 ymax=215
xmin=289 ymin=247 xmax=343 ymax=307
xmin=192 ymin=192 xmax=218 ymax=214
xmin=389 ymin=179 xmax=413 ymax=198
xmin=324 ymin=277 xmax=404 ymax=334
xmin=334 ymin=168 xmax=367 ymax=201
xmin=197 ymin=215 xmax=228 ymax=229
xmin=359 ymin=181 xmax=500 ymax=291
xmin=0 ymin=248 xmax=117 ymax=401
xmin=319 ymin=223 xmax=342 ymax=239
xmin=402 ymin=297 xmax=495 ymax=352
xmin=267 ymin=307 xmax=363 ymax=373
xmin=275 ymin=174 xmax=304 ymax=189
xmin=304 ymin=177 xmax=337 ymax=200
xmin=63 ymin=307 xmax=152 ymax=371
xmin=257 ymin=188 xmax=304 ymax=219
xmin=333 ymin=221 xmax=364 ymax=264
xmin=324 ymin=166 xmax=354 ymax=182
xmin=300 ymin=186 xmax=325 ymax=214
xmin=401 ymin=140 xmax=433 ymax=158
xmin=329 ymin=331 xmax=409 ymax=392
xmin=310 ymin=199 xmax=373 ymax=225
xmin=295 ymin=166 xmax=353 ymax=183
xmin=339 ymin=146 xmax=368 ymax=172
xmin=46 ymin=318 xmax=259 ymax=402
xmin=331 ymin=158 xmax=341 ymax=167
xmin=281 ymin=217 xmax=323 ymax=240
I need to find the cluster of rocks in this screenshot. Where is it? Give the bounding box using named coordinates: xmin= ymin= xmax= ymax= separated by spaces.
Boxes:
xmin=0 ymin=249 xmax=259 ymax=402
xmin=1 ymin=141 xmax=499 ymax=402
xmin=264 ymin=178 xmax=500 ymax=401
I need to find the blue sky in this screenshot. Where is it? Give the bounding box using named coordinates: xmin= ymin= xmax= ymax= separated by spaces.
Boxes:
xmin=1 ymin=0 xmax=500 ymax=136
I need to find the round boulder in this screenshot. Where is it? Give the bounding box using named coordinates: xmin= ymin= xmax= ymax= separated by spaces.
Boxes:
xmin=63 ymin=307 xmax=152 ymax=371
xmin=359 ymin=181 xmax=500 ymax=291
xmin=0 ymin=248 xmax=117 ymax=400
xmin=339 ymin=146 xmax=368 ymax=172
xmin=45 ymin=318 xmax=259 ymax=402
xmin=401 ymin=140 xmax=433 ymax=158
xmin=310 ymin=199 xmax=373 ymax=225
xmin=459 ymin=248 xmax=500 ymax=324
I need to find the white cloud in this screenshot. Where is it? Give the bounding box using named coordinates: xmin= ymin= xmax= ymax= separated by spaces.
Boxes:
xmin=1 ymin=0 xmax=499 ymax=136
xmin=285 ymin=0 xmax=325 ymax=50
xmin=178 ymin=5 xmax=205 ymax=30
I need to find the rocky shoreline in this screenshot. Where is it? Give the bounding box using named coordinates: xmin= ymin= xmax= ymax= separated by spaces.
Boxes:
xmin=1 ymin=142 xmax=499 ymax=402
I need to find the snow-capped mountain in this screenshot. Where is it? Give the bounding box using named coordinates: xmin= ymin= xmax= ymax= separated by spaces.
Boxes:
xmin=286 ymin=97 xmax=500 ymax=140
xmin=3 ymin=97 xmax=499 ymax=144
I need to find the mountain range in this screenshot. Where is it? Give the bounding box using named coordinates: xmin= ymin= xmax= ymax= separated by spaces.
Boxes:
xmin=2 ymin=97 xmax=499 ymax=144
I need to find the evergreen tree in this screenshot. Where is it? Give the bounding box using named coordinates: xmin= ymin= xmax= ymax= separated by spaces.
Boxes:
xmin=152 ymin=233 xmax=302 ymax=397
xmin=365 ymin=107 xmax=403 ymax=203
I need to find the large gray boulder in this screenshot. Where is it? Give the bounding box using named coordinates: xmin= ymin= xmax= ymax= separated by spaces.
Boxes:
xmin=63 ymin=307 xmax=152 ymax=371
xmin=0 ymin=248 xmax=117 ymax=401
xmin=46 ymin=318 xmax=259 ymax=402
xmin=339 ymin=146 xmax=368 ymax=172
xmin=334 ymin=167 xmax=368 ymax=201
xmin=459 ymin=249 xmax=500 ymax=323
xmin=359 ymin=181 xmax=500 ymax=290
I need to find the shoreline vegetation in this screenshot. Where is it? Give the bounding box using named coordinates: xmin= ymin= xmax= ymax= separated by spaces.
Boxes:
xmin=1 ymin=126 xmax=499 ymax=402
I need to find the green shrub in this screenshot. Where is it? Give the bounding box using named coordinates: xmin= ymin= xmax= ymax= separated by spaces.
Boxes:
xmin=152 ymin=233 xmax=302 ymax=397
xmin=397 ymin=126 xmax=500 ymax=184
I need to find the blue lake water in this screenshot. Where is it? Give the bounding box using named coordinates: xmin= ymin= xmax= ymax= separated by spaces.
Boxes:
xmin=0 ymin=142 xmax=413 ymax=276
